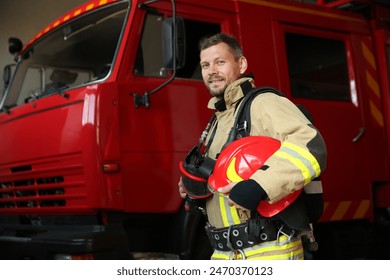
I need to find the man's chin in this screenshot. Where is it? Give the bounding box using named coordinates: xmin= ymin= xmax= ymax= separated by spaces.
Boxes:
xmin=209 ymin=87 xmax=226 ymax=98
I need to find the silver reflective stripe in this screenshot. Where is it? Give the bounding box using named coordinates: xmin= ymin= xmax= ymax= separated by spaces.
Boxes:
xmin=304 ymin=180 xmax=323 ymax=194
xmin=279 ymin=146 xmax=317 ymax=180
xmin=223 ymin=197 xmax=236 ymax=225
xmin=219 ymin=194 xmax=241 ymax=226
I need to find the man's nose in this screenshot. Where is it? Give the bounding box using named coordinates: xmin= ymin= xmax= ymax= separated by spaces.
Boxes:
xmin=208 ymin=64 xmax=218 ymax=75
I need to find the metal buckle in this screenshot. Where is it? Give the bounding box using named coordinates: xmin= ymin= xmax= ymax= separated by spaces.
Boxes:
xmin=229 ymin=249 xmax=246 ymax=260
xmin=226 ymin=225 xmax=234 ymax=251
xmin=276 ymin=225 xmax=295 ymax=246
xmin=236 ymin=120 xmax=247 ymax=132
xmin=227 ymin=226 xmax=246 ymax=260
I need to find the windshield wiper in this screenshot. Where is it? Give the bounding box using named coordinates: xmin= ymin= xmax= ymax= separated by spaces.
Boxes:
xmin=24 ymin=86 xmax=70 ymax=104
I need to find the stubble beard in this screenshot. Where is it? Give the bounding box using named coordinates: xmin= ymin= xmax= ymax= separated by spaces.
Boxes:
xmin=208 ymin=84 xmax=227 ymax=99
xmin=204 ymin=74 xmax=228 ymax=99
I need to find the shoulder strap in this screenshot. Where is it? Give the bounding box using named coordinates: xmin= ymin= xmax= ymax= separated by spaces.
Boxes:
xmin=236 ymin=87 xmax=284 ymax=138
xmin=222 ymin=86 xmax=314 ymax=149
xmin=221 ymin=87 xmax=277 ymax=149
xmin=235 ymin=87 xmax=314 ymax=138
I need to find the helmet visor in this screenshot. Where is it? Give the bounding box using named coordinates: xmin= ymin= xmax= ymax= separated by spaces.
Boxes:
xmin=179 ymin=161 xmax=212 ymax=199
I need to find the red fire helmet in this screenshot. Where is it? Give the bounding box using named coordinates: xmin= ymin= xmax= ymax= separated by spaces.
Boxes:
xmin=208 ymin=136 xmax=302 ymax=217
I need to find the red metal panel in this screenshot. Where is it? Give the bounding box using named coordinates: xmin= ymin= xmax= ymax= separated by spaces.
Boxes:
xmin=0 ymin=87 xmax=95 ymax=214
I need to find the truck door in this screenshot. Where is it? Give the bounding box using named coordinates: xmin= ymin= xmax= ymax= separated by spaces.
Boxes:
xmin=372 ymin=11 xmax=390 ymax=207
xmin=277 ymin=26 xmax=373 ymax=222
xmin=119 ymin=4 xmax=226 ymax=213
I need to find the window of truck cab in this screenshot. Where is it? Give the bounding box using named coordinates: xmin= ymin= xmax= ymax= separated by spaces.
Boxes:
xmin=134 ymin=12 xmax=220 ymax=80
xmin=0 ymin=1 xmax=129 ymax=111
xmin=284 ymin=31 xmax=352 ymax=103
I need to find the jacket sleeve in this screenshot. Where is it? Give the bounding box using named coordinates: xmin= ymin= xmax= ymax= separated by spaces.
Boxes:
xmin=248 ymin=92 xmax=327 ymax=203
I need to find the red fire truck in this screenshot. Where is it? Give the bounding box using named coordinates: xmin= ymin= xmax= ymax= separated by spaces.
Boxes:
xmin=1 ymin=0 xmax=390 ymax=259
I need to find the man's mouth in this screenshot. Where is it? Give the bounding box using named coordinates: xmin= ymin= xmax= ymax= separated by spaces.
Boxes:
xmin=208 ymin=77 xmax=224 ymax=86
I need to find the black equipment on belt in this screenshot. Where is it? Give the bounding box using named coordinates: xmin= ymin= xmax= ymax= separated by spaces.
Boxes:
xmin=205 ymin=213 xmax=296 ymax=252
xmin=179 ymin=114 xmax=216 ymax=199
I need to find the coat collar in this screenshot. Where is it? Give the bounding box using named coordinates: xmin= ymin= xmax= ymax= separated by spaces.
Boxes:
xmin=207 ymin=76 xmax=254 ymax=111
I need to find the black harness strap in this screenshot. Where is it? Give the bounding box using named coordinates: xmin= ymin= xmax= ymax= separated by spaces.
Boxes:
xmin=236 ymin=87 xmax=285 ymax=138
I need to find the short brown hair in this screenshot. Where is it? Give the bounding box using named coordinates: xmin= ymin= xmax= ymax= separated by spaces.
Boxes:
xmin=199 ymin=33 xmax=243 ymax=59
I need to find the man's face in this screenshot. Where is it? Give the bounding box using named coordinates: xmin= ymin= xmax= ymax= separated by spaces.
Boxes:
xmin=200 ymin=42 xmax=247 ymax=98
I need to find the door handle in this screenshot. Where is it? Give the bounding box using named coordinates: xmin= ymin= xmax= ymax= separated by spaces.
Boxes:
xmin=352 ymin=127 xmax=365 ymax=142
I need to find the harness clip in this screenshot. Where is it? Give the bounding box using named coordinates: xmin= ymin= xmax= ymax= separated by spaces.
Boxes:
xmin=276 ymin=225 xmax=295 ymax=246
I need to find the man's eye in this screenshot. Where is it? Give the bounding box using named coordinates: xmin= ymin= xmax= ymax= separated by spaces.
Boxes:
xmin=201 ymin=64 xmax=209 ymax=69
xmin=217 ymin=60 xmax=225 ymax=65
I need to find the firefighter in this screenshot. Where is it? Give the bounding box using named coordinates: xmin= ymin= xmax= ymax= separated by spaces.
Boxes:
xmin=178 ymin=33 xmax=327 ymax=260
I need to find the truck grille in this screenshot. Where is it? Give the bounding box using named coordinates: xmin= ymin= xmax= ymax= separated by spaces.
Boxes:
xmin=0 ymin=153 xmax=87 ymax=213
xmin=0 ymin=176 xmax=65 ymax=208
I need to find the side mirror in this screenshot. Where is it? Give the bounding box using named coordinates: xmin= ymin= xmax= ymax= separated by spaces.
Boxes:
xmin=134 ymin=16 xmax=186 ymax=108
xmin=8 ymin=37 xmax=23 ymax=55
xmin=162 ymin=17 xmax=186 ymax=70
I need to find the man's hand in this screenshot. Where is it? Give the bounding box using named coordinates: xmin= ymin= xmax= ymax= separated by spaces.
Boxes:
xmin=178 ymin=176 xmax=186 ymax=199
xmin=216 ymin=181 xmax=236 ymax=194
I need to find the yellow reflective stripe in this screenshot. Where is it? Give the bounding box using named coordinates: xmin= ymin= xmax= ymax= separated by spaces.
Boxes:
xmin=283 ymin=142 xmax=321 ymax=177
xmin=231 ymin=208 xmax=241 ymax=224
xmin=211 ymin=252 xmax=231 ymax=260
xmin=219 ymin=194 xmax=229 ymax=226
xmin=226 ymin=157 xmax=244 ymax=182
xmin=244 ymin=236 xmax=301 ymax=257
xmin=231 ymin=209 xmax=241 ymax=224
xmin=219 ymin=194 xmax=241 ymax=226
xmin=275 ymin=150 xmax=312 ymax=185
xmin=250 ymin=247 xmax=304 ymax=260
xmin=219 ymin=155 xmax=244 ymax=226
xmin=211 ymin=237 xmax=304 ymax=260
xmin=275 ymin=142 xmax=321 ymax=185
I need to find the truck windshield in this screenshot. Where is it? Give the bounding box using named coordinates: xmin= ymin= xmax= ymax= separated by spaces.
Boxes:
xmin=0 ymin=1 xmax=129 ymax=110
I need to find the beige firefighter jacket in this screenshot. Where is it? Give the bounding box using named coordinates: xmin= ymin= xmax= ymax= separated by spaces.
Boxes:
xmin=204 ymin=77 xmax=327 ymax=228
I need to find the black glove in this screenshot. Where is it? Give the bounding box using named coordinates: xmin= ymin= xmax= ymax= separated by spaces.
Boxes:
xmin=229 ymin=179 xmax=268 ymax=211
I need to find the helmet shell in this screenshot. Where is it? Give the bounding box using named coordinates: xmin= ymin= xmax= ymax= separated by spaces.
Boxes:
xmin=208 ymin=136 xmax=302 ymax=217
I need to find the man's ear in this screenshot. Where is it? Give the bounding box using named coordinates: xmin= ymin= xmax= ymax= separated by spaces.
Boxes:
xmin=239 ymin=56 xmax=248 ymax=74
